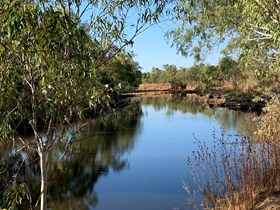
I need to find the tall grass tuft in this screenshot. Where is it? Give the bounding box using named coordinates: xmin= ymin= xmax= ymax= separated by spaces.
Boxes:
xmin=185 ymin=97 xmax=280 ymax=209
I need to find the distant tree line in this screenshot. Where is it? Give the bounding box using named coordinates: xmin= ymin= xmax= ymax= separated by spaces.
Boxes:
xmin=142 ymin=57 xmax=244 ymax=89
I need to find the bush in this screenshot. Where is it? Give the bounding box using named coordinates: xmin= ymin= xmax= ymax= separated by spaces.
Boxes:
xmin=186 ymin=98 xmax=280 ymax=210
xmin=256 ymin=97 xmax=280 ymax=143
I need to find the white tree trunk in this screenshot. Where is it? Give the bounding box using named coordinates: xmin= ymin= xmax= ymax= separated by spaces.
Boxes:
xmin=38 ymin=146 xmax=47 ymax=210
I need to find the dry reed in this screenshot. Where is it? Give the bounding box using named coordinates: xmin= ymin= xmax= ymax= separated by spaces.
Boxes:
xmin=185 ymin=97 xmax=280 ymax=209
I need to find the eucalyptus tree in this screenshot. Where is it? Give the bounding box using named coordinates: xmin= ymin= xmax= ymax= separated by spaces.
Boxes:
xmin=141 ymin=72 xmax=151 ymax=83
xmin=0 ymin=0 xmax=172 ymax=209
xmin=168 ymin=0 xmax=280 ymax=78
xmin=99 ymin=52 xmax=142 ymax=95
xmin=0 ymin=2 xmax=106 ymax=209
xmin=185 ymin=65 xmax=202 ymax=84
xmin=217 ymin=56 xmax=240 ymax=84
xmin=149 ymin=67 xmax=163 ymax=83
xmin=160 ymin=64 xmax=178 ymax=85
xmin=175 ymin=67 xmax=189 ymax=85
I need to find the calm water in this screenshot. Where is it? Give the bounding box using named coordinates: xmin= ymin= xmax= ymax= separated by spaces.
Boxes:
xmin=0 ymin=95 xmax=256 ymax=210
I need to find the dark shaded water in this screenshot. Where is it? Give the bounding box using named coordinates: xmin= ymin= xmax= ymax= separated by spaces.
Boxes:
xmin=0 ymin=95 xmax=256 ymax=210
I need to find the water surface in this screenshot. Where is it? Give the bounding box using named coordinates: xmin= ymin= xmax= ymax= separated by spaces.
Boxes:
xmin=53 ymin=95 xmax=255 ymax=210
xmin=0 ymin=95 xmax=256 ymax=210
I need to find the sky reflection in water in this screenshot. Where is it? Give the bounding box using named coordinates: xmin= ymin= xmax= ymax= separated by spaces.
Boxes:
xmin=89 ymin=95 xmax=256 ymax=210
xmin=0 ymin=95 xmax=256 ymax=210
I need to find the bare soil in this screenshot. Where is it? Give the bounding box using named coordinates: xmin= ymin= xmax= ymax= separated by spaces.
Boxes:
xmin=128 ymin=83 xmax=267 ymax=112
xmin=137 ymin=83 xmax=172 ymax=91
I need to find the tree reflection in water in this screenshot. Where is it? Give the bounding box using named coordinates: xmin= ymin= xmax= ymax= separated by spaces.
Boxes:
xmin=0 ymin=100 xmax=142 ymax=209
xmin=0 ymin=96 xmax=256 ymax=209
xmin=139 ymin=95 xmax=256 ymax=134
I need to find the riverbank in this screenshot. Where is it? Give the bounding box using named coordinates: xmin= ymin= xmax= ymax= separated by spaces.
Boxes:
xmin=128 ymin=83 xmax=280 ymax=209
xmin=127 ymin=83 xmax=270 ymax=113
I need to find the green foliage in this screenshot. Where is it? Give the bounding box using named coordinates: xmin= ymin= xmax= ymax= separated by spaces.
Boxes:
xmin=239 ymin=0 xmax=280 ymax=75
xmin=0 ymin=0 xmax=105 ymax=139
xmin=218 ymin=56 xmax=239 ymax=81
xmin=160 ymin=64 xmax=178 ymax=84
xmin=0 ymin=0 xmax=170 ymax=137
xmin=142 ymin=56 xmax=241 ymax=88
xmin=98 ymin=52 xmax=142 ymax=95
xmin=3 ymin=183 xmax=29 ymax=210
xmin=167 ymin=0 xmax=240 ymax=61
xmin=168 ymin=0 xmax=280 ymax=78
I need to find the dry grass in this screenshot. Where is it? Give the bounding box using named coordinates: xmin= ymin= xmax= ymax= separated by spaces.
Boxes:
xmin=137 ymin=83 xmax=171 ymax=91
xmin=185 ymin=97 xmax=280 ymax=210
xmin=185 ymin=136 xmax=280 ymax=210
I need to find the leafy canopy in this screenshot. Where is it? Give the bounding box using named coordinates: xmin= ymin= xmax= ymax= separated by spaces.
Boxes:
xmin=0 ymin=0 xmax=172 ymax=138
xmin=168 ymin=0 xmax=280 ymax=76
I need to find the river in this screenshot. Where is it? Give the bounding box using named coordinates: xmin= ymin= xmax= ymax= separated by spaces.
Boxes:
xmin=0 ymin=95 xmax=257 ymax=210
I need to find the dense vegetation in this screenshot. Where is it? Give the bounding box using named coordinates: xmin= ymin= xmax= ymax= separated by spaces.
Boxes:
xmin=142 ymin=57 xmax=242 ymax=89
xmin=168 ymin=0 xmax=280 ymax=78
xmin=0 ymin=0 xmax=169 ymax=209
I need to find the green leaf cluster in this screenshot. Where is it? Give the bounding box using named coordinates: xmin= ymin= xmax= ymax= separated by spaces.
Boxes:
xmin=3 ymin=183 xmax=29 ymax=210
xmin=0 ymin=0 xmax=165 ymax=139
xmin=142 ymin=56 xmax=241 ymax=88
xmin=99 ymin=52 xmax=142 ymax=95
xmin=0 ymin=0 xmax=104 ymax=139
xmin=168 ymin=0 xmax=280 ymax=78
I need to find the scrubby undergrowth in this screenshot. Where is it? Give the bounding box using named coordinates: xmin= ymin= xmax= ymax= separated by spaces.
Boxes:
xmin=186 ymin=97 xmax=280 ymax=210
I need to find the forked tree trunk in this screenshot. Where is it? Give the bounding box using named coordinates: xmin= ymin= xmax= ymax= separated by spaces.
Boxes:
xmin=38 ymin=146 xmax=47 ymax=210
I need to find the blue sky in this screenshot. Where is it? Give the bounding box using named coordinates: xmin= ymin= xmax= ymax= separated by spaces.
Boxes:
xmin=128 ymin=23 xmax=222 ymax=72
xmin=79 ymin=2 xmax=223 ymax=73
